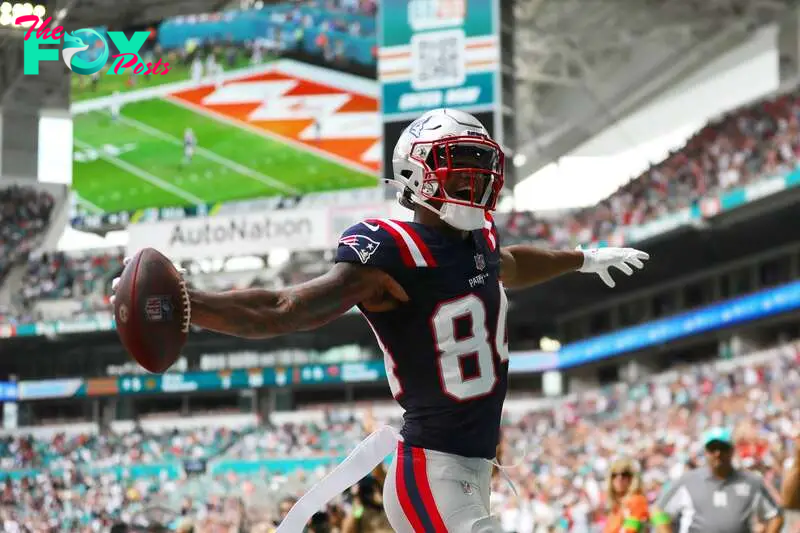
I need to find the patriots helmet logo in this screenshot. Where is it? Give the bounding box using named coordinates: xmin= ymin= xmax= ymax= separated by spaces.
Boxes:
xmin=339 ymin=234 xmax=381 ymax=264
xmin=408 ymin=114 xmax=433 ymax=137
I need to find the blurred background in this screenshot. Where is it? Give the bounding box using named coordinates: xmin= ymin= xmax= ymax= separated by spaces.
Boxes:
xmin=0 ymin=0 xmax=800 ymax=531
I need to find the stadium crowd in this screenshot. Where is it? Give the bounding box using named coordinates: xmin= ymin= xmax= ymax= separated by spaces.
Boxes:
xmin=492 ymin=340 xmax=800 ymax=531
xmin=496 ymin=87 xmax=800 ymax=247
xmin=20 ymin=250 xmax=124 ymax=304
xmin=0 ymin=340 xmax=798 ymax=532
xmin=0 ymin=425 xmax=245 ymax=471
xmin=0 ymin=185 xmax=55 ymax=283
xmin=1 ymin=247 xmax=124 ymax=326
xmin=0 ymin=185 xmax=55 ymax=324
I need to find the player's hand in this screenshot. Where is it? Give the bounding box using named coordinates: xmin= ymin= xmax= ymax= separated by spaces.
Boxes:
xmin=577 ymin=246 xmax=649 ymax=288
xmin=360 ymin=274 xmax=409 ymax=312
xmin=109 ymin=256 xmax=132 ymax=307
xmin=110 ymin=255 xmax=188 ymax=306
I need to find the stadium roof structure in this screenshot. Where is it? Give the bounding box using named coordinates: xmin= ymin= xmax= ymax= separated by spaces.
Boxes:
xmin=512 ymin=0 xmax=794 ymax=180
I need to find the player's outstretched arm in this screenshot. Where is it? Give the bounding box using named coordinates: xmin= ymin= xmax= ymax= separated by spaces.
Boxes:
xmin=499 ymin=246 xmax=583 ymax=289
xmin=500 ymin=245 xmax=649 ymax=289
xmin=187 ymin=262 xmax=408 ymax=339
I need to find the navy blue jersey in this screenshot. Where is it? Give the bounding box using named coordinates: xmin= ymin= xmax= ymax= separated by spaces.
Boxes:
xmin=336 ymin=216 xmax=508 ymax=459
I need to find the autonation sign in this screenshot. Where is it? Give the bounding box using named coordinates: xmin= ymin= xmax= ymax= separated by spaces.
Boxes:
xmin=127 ymin=209 xmax=327 ymax=260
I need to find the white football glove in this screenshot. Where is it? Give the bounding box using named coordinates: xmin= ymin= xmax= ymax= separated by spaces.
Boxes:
xmin=110 ymin=256 xmax=188 ymax=306
xmin=577 ymin=246 xmax=649 ymax=288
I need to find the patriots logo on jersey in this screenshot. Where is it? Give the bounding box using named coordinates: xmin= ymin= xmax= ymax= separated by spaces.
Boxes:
xmin=339 ymin=234 xmax=381 ymax=264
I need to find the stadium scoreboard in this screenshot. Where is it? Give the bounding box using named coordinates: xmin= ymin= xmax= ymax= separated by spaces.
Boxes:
xmin=379 ymin=0 xmax=510 ymax=184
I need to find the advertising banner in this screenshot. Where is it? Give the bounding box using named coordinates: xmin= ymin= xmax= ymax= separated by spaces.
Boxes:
xmin=126 ymin=201 xmax=407 ymax=260
xmin=556 ymin=279 xmax=800 ymax=369
xmin=379 ymin=0 xmax=500 ymax=119
xmin=17 ymin=379 xmax=85 ymax=400
xmin=126 ymin=208 xmax=328 ymax=260
xmin=113 ymin=369 xmax=279 ymax=395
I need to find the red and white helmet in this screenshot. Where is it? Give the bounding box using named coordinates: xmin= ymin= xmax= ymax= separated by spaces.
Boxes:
xmin=391 ymin=108 xmax=504 ymax=231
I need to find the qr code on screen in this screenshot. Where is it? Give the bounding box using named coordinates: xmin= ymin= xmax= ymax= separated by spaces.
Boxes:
xmin=410 ymin=29 xmax=466 ymax=91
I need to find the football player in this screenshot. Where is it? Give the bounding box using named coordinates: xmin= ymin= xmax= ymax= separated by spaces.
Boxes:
xmin=112 ymin=108 xmax=649 ymax=532
xmin=182 ymin=127 xmax=196 ymax=167
xmin=109 ymin=90 xmax=121 ymax=122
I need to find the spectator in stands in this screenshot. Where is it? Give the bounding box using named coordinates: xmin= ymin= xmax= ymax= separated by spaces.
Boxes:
xmin=263 ymin=496 xmax=297 ymax=532
xmin=341 ymin=467 xmax=391 ymax=533
xmin=602 ymin=457 xmax=649 ymax=533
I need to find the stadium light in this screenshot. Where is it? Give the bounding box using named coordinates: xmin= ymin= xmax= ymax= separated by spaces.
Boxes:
xmin=0 ymin=2 xmax=42 ymax=25
xmin=539 ymin=337 xmax=561 ymax=352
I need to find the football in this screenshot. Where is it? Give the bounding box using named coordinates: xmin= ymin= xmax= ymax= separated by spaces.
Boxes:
xmin=113 ymin=248 xmax=189 ymax=373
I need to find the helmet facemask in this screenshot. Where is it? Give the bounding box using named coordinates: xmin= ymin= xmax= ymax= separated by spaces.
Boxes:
xmin=409 ymin=135 xmax=504 ymax=231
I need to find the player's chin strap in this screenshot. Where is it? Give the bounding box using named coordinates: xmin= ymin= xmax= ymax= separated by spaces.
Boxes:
xmin=485 ymin=441 xmax=529 ymax=498
xmin=276 ymin=425 xmax=401 ymax=533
